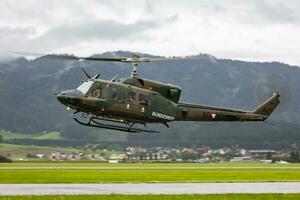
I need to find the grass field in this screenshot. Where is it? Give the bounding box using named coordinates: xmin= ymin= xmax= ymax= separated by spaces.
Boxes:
xmin=33 ymin=132 xmax=61 ymax=140
xmin=0 ymin=162 xmax=300 ymax=183
xmin=0 ymin=143 xmax=79 ymax=159
xmin=1 ymin=169 xmax=300 ymax=183
xmin=1 ymin=194 xmax=300 ymax=200
xmin=0 ymin=131 xmax=61 ymax=140
xmin=0 ymin=143 xmax=122 ymax=160
xmin=0 ymin=163 xmax=299 ymax=199
xmin=1 ymin=161 xmax=300 ymax=168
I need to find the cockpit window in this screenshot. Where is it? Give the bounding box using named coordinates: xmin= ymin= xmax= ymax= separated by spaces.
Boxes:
xmin=76 ymin=81 xmax=93 ymax=95
xmin=86 ymin=82 xmax=106 ymax=98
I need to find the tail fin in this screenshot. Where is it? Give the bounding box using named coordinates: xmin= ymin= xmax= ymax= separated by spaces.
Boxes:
xmin=253 ymin=92 xmax=280 ymax=116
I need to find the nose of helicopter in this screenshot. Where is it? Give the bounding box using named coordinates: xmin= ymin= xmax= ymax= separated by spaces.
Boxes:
xmin=56 ymin=89 xmax=83 ymax=108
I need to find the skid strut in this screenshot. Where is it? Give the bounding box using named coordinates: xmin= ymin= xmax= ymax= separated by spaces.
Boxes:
xmin=73 ymin=115 xmax=159 ymax=133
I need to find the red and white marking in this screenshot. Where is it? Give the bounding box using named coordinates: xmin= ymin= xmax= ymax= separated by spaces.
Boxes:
xmin=211 ymin=113 xmax=217 ymax=119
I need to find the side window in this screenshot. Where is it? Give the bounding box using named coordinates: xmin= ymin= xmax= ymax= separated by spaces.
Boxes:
xmin=117 ymin=91 xmax=126 ymax=101
xmin=126 ymin=91 xmax=136 ymax=102
xmin=109 ymin=86 xmax=125 ymax=101
xmin=139 ymin=94 xmax=149 ymax=105
xmin=111 ymin=87 xmax=118 ymax=100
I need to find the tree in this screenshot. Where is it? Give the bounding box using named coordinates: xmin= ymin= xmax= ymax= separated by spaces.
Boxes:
xmin=61 ymin=124 xmax=88 ymax=139
xmin=0 ymin=135 xmax=2 ymax=143
xmin=26 ymin=153 xmax=37 ymax=158
xmin=0 ymin=155 xmax=12 ymax=163
xmin=181 ymin=152 xmax=198 ymax=160
xmin=138 ymin=152 xmax=147 ymax=160
xmin=290 ymin=151 xmax=300 ymax=163
xmin=266 ymin=152 xmax=272 ymax=160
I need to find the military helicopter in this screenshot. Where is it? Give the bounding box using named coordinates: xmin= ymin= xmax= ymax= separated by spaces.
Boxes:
xmin=39 ymin=53 xmax=279 ymax=133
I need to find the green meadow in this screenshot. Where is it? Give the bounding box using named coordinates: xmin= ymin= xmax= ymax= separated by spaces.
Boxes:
xmin=1 ymin=194 xmax=300 ymax=200
xmin=0 ymin=143 xmax=121 ymax=160
xmin=0 ymin=131 xmax=61 ymax=140
xmin=1 ymin=160 xmax=300 ymax=168
xmin=0 ymin=162 xmax=300 ymax=183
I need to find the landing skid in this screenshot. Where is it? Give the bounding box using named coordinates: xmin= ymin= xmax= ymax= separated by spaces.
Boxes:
xmin=73 ymin=115 xmax=159 ymax=133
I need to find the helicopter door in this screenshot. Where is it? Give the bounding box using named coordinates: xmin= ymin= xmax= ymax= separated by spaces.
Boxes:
xmin=107 ymin=85 xmax=129 ymax=117
xmin=124 ymin=90 xmax=138 ymax=118
xmin=138 ymin=93 xmax=150 ymax=118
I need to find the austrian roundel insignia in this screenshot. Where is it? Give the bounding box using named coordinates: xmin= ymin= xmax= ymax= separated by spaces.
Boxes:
xmin=211 ymin=113 xmax=217 ymax=119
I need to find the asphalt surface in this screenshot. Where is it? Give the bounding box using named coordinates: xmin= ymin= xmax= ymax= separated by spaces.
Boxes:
xmin=1 ymin=183 xmax=300 ymax=195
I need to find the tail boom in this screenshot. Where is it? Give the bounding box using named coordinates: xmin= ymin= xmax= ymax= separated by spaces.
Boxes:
xmin=176 ymin=92 xmax=280 ymax=122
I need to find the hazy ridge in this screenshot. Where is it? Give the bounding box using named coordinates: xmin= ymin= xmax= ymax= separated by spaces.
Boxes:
xmin=0 ymin=51 xmax=299 ymax=148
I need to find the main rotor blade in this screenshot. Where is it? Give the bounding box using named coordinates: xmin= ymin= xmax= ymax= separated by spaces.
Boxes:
xmin=11 ymin=51 xmax=45 ymax=57
xmin=11 ymin=51 xmax=127 ymax=62
xmin=62 ymin=55 xmax=126 ymax=62
xmin=80 ymin=67 xmax=92 ymax=79
xmin=11 ymin=51 xmax=211 ymax=63
xmin=145 ymin=56 xmax=212 ymax=62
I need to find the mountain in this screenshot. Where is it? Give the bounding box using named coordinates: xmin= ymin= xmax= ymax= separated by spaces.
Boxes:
xmin=0 ymin=51 xmax=299 ymax=149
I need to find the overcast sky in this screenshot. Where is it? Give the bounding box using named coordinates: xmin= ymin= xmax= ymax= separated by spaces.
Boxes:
xmin=1 ymin=0 xmax=300 ymax=66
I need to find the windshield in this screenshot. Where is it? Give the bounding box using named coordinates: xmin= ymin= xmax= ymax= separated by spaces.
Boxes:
xmin=76 ymin=80 xmax=93 ymax=95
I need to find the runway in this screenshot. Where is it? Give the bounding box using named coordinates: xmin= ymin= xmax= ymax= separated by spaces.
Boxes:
xmin=1 ymin=182 xmax=300 ymax=195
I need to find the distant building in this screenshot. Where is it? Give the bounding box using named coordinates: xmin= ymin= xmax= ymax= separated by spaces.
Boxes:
xmin=48 ymin=152 xmax=61 ymax=160
xmin=109 ymin=154 xmax=127 ymax=161
xmin=67 ymin=154 xmax=80 ymax=161
xmin=196 ymin=147 xmax=210 ymax=155
xmin=230 ymin=157 xmax=252 ymax=162
xmin=249 ymin=150 xmax=277 ymax=160
xmin=36 ymin=154 xmax=45 ymax=159
xmin=109 ymin=160 xmax=119 ymax=163
xmin=238 ymin=149 xmax=247 ymax=156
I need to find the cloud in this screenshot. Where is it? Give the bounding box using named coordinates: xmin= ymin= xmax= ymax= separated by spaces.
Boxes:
xmin=0 ymin=26 xmax=37 ymax=58
xmin=0 ymin=26 xmax=36 ymax=39
xmin=42 ymin=19 xmax=159 ymax=41
xmin=254 ymin=1 xmax=300 ymax=23
xmin=230 ymin=1 xmax=300 ymax=25
xmin=28 ymin=18 xmax=170 ymax=52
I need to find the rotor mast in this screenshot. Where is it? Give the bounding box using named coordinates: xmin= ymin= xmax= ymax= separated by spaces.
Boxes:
xmin=131 ymin=62 xmax=138 ymax=78
xmin=130 ymin=55 xmax=139 ymax=78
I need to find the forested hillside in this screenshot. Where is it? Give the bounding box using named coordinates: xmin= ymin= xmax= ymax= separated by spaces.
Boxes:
xmin=0 ymin=51 xmax=299 ymax=148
